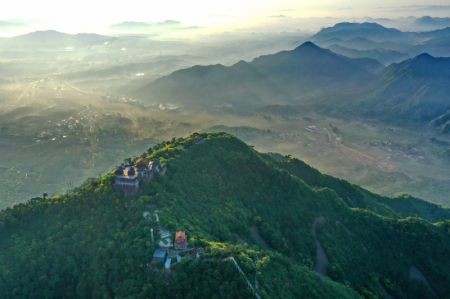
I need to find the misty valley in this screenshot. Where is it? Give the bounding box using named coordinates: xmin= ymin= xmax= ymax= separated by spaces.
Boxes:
xmin=1 ymin=22 xmax=449 ymax=208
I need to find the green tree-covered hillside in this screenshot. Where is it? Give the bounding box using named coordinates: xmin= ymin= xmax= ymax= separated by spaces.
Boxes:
xmin=0 ymin=132 xmax=449 ymax=298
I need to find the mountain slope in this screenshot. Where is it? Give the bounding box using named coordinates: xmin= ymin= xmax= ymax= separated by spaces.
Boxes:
xmin=327 ymin=44 xmax=408 ymax=64
xmin=0 ymin=132 xmax=449 ymax=298
xmin=357 ymin=53 xmax=450 ymax=124
xmin=431 ymin=110 xmax=450 ymax=134
xmin=250 ymin=42 xmax=383 ymax=88
xmin=133 ymin=42 xmax=383 ymax=109
xmin=136 ymin=61 xmax=292 ymax=109
xmin=420 ymin=32 xmax=450 ymax=57
xmin=418 ymin=26 xmax=450 ymax=38
xmin=268 ymin=154 xmax=450 ymax=221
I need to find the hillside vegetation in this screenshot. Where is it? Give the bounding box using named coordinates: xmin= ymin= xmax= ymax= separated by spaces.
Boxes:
xmin=1 ymin=133 xmax=449 ymax=298
xmin=358 ymin=54 xmax=450 ymax=125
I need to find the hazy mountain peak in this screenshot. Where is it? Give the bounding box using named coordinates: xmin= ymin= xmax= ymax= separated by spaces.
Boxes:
xmin=335 ymin=21 xmax=386 ymax=29
xmin=17 ymin=29 xmax=68 ymax=38
xmin=407 ymin=53 xmax=450 ymax=77
xmin=294 ymin=41 xmax=321 ymax=51
xmin=292 ymin=41 xmax=335 ymax=57
xmin=408 ymin=52 xmax=450 ymax=68
xmin=414 ymin=16 xmax=450 ymax=30
xmin=8 ymin=29 xmax=111 ymax=46
xmin=234 ymin=59 xmax=250 ymax=66
xmin=384 ymin=52 xmax=450 ymax=80
xmin=312 ymin=22 xmax=410 ymax=43
xmin=319 ymin=21 xmax=392 ymax=33
xmin=413 ymin=52 xmax=434 ymax=61
xmin=137 ymin=43 xmax=383 ymax=110
xmin=231 ymin=60 xmax=253 ymax=69
xmin=360 ymin=51 xmax=450 ymax=123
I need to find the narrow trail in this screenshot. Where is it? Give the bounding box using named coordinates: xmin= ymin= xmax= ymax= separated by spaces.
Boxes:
xmin=223 ymin=257 xmax=261 ymax=299
xmin=312 ymin=217 xmax=329 ymax=276
xmin=409 ymin=265 xmax=435 ymax=295
xmin=249 ymin=226 xmax=269 ymax=249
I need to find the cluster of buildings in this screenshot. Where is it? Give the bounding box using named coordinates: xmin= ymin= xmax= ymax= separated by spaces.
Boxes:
xmin=145 ymin=210 xmax=198 ymax=270
xmin=153 ymin=230 xmax=198 ymax=270
xmin=114 ymin=159 xmax=163 ymax=193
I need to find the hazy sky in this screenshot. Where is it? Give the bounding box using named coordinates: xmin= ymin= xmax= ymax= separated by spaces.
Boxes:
xmin=1 ymin=0 xmax=450 ymax=34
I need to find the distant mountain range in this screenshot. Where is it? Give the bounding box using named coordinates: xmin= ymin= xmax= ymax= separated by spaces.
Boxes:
xmin=312 ymin=22 xmax=415 ymax=43
xmin=312 ymin=22 xmax=450 ymax=63
xmin=313 ymin=22 xmax=450 ymax=45
xmin=327 ymin=44 xmax=409 ymax=65
xmin=3 ymin=23 xmax=448 ymax=133
xmin=132 ymin=39 xmax=450 ymax=134
xmin=0 ymin=30 xmax=113 ymax=49
xmin=134 ymin=42 xmax=383 ymax=109
xmin=0 ymin=29 xmax=176 ymax=51
xmin=3 ymin=22 xmax=449 ymax=58
xmin=414 ymin=16 xmax=450 ymax=30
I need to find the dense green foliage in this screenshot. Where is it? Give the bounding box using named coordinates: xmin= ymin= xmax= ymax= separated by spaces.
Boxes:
xmin=269 ymin=154 xmax=450 ymax=221
xmin=1 ymin=132 xmax=449 ymax=298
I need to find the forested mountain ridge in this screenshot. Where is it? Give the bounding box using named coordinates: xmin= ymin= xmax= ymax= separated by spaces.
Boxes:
xmin=311 ymin=22 xmax=450 ymax=59
xmin=1 ymin=132 xmax=449 ymax=298
xmin=134 ymin=42 xmax=383 ymax=109
xmin=355 ymin=53 xmax=450 ymax=125
xmin=268 ymin=153 xmax=450 ymax=222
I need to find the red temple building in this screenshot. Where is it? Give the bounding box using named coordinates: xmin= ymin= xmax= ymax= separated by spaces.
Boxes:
xmin=174 ymin=231 xmax=187 ymax=250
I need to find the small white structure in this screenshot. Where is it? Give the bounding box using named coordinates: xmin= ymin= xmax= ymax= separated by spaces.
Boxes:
xmin=148 ymin=160 xmax=161 ymax=176
xmin=143 ymin=211 xmax=151 ymax=219
xmin=165 ymin=257 xmax=172 ymax=269
xmin=159 ymin=228 xmax=173 ymax=248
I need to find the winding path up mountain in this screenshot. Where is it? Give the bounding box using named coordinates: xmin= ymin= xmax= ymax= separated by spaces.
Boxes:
xmin=409 ymin=265 xmax=435 ymax=295
xmin=312 ymin=217 xmax=329 ymax=276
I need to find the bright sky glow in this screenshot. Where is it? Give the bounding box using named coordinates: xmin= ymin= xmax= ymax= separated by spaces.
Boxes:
xmin=0 ymin=0 xmax=450 ymax=35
